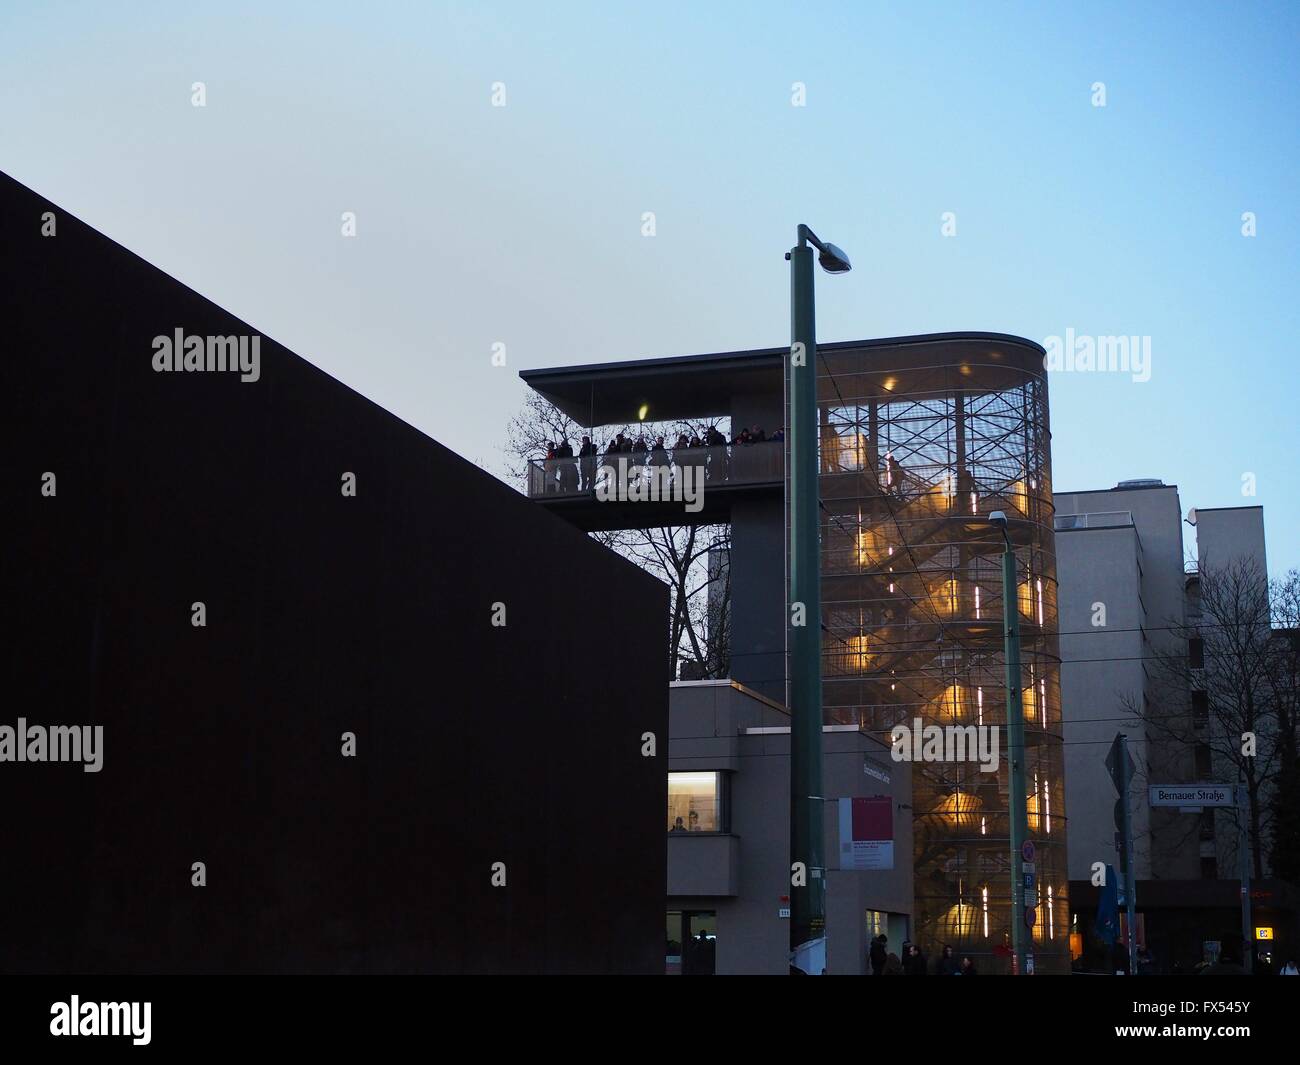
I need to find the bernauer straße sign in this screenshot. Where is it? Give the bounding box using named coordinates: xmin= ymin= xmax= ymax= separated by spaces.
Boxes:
xmin=1148 ymin=784 xmax=1235 ymax=807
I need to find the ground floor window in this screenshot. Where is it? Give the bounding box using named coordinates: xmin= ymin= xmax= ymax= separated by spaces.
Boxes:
xmin=666 ymin=910 xmax=716 ymax=974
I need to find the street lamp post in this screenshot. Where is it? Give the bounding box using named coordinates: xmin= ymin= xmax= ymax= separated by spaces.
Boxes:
xmin=787 ymin=224 xmax=850 ymax=970
xmin=991 ymin=510 xmax=1031 ymax=974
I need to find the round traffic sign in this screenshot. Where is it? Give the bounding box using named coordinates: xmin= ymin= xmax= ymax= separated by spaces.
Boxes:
xmin=1021 ymin=840 xmax=1036 ymax=862
xmin=1024 ymin=906 xmax=1037 ymax=928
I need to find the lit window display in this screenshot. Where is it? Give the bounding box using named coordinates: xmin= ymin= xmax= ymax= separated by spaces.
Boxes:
xmin=667 ymin=771 xmax=723 ymax=833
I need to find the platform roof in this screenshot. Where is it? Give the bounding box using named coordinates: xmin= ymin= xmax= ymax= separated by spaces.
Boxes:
xmin=519 ymin=332 xmax=1044 ymax=425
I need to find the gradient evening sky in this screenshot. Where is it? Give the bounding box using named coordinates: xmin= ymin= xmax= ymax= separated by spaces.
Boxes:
xmin=2 ymin=1 xmax=1296 ymax=572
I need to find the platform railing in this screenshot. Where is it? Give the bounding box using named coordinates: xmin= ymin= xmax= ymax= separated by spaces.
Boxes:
xmin=526 ymin=441 xmax=784 ymax=499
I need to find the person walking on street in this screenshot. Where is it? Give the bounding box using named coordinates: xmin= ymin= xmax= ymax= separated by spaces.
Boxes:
xmin=934 ymin=944 xmax=961 ymax=976
xmin=869 ymin=934 xmax=888 ymax=976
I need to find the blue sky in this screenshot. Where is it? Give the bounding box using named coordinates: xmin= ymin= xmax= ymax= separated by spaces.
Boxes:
xmin=2 ymin=0 xmax=1296 ymax=572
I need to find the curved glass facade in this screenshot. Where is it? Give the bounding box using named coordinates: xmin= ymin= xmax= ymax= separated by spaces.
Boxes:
xmin=815 ymin=339 xmax=1069 ymax=974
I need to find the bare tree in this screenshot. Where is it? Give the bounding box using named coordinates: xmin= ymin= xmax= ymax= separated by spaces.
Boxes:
xmin=502 ymin=392 xmax=732 ymax=680
xmin=1126 ymin=557 xmax=1283 ymax=879
xmin=1267 ymin=569 xmax=1300 ymax=882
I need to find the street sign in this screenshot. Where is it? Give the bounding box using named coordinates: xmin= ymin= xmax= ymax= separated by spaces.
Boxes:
xmin=1021 ymin=840 xmax=1036 ymax=862
xmin=1256 ymin=927 xmax=1274 ymax=940
xmin=778 ymin=907 xmax=791 ymax=919
xmin=1022 ymin=861 xmax=1035 ymax=874
xmin=1025 ymin=907 xmax=1036 ymax=928
xmin=1105 ymin=736 xmax=1136 ymax=795
xmin=1024 ymin=872 xmax=1036 ymax=890
xmin=1149 ymin=784 xmax=1234 ymax=808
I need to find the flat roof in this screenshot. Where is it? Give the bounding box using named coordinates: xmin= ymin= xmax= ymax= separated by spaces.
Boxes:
xmin=1056 ymin=483 xmax=1181 ymax=496
xmin=669 ymin=678 xmax=789 ymax=715
xmin=520 ymin=331 xmax=1045 ymax=425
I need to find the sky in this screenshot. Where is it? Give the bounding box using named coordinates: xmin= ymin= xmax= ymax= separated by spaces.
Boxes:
xmin=2 ymin=0 xmax=1296 ymax=573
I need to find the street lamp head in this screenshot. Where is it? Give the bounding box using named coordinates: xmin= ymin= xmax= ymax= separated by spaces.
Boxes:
xmin=797 ymin=225 xmax=852 ymax=273
xmin=817 ymin=242 xmax=852 ymax=274
xmin=988 ymin=511 xmax=1008 ymax=527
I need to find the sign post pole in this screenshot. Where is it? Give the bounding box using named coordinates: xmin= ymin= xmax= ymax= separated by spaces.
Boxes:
xmin=1120 ymin=736 xmax=1137 ymax=977
xmin=1239 ymin=783 xmax=1253 ymax=974
xmin=1105 ymin=733 xmax=1138 ymax=975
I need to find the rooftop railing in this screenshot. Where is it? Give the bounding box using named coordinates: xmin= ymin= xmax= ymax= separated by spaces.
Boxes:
xmin=1053 ymin=510 xmax=1133 ymax=530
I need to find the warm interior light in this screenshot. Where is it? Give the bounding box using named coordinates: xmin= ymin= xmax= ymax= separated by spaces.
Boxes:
xmin=856 ymin=526 xmax=888 ymax=567
xmin=928 ymin=480 xmax=955 ymax=512
xmin=1012 ymin=478 xmax=1029 ymax=513
xmin=940 ymin=684 xmax=966 ymax=719
xmin=669 ymin=772 xmax=718 ymax=789
xmin=667 ymin=771 xmax=720 ymax=833
xmin=934 ymin=577 xmax=960 ymax=615
xmin=1028 ymin=771 xmax=1052 ymax=834
xmin=940 ymin=900 xmax=977 ymax=939
xmin=936 ymin=790 xmax=980 ymax=828
xmin=637 ymin=403 xmax=649 ymax=421
xmin=837 ymin=633 xmax=874 ymax=673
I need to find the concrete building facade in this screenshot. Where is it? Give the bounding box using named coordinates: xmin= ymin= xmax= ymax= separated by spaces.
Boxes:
xmin=1055 ymin=478 xmax=1288 ymax=969
xmin=666 ymin=681 xmax=913 ymax=974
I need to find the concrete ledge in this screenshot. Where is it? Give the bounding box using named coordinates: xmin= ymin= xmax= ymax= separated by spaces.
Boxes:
xmin=668 ymin=834 xmax=740 ymax=897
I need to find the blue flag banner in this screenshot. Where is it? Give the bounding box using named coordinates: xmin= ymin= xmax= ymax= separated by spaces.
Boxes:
xmin=1094 ymin=864 xmax=1120 ymax=945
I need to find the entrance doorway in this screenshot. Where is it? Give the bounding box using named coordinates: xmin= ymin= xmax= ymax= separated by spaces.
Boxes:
xmin=666 ymin=910 xmax=716 ymax=974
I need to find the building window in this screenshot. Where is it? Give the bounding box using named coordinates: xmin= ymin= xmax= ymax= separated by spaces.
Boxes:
xmin=1191 ymin=689 xmax=1209 ymax=726
xmin=1199 ymin=810 xmax=1216 ymax=841
xmin=668 ymin=771 xmax=725 ymax=833
xmin=1194 ymin=743 xmax=1213 ymax=779
xmin=1200 ymin=857 xmax=1218 ymax=880
xmin=1188 ymin=636 xmax=1205 ymax=670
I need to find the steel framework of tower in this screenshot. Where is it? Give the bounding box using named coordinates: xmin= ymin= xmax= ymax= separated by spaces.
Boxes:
xmin=814 ymin=340 xmax=1069 ymax=974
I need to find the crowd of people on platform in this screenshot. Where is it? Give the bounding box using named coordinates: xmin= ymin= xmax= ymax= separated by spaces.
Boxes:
xmin=535 ymin=424 xmax=924 ymax=501
xmin=538 ymin=425 xmax=783 ymax=493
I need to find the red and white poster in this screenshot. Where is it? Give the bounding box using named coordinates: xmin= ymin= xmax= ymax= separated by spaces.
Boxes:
xmin=838 ymin=795 xmax=894 ymax=870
